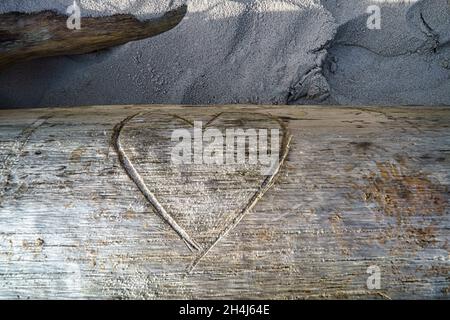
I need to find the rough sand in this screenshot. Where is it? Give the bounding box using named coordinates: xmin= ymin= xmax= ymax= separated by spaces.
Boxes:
xmin=0 ymin=0 xmax=449 ymax=108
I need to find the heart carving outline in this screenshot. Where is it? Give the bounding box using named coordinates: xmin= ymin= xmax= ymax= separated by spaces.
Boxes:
xmin=112 ymin=112 xmax=292 ymax=273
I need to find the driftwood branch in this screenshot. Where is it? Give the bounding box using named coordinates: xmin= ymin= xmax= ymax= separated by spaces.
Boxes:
xmin=0 ymin=105 xmax=449 ymax=299
xmin=0 ymin=5 xmax=187 ymax=69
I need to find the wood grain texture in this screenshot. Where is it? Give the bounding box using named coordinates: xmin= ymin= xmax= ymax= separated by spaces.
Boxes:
xmin=0 ymin=105 xmax=448 ymax=299
xmin=0 ymin=5 xmax=187 ymax=70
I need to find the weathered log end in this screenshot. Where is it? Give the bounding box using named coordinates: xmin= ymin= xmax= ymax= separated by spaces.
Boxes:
xmin=0 ymin=4 xmax=187 ymax=70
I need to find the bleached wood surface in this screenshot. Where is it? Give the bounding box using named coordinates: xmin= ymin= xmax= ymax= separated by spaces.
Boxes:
xmin=0 ymin=105 xmax=448 ymax=299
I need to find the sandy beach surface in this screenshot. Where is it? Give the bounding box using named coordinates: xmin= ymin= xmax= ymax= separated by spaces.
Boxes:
xmin=0 ymin=0 xmax=449 ymax=108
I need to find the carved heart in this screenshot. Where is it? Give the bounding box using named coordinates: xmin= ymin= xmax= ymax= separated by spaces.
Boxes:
xmin=113 ymin=111 xmax=291 ymax=272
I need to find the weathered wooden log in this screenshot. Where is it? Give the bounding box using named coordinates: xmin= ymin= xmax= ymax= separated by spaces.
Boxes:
xmin=0 ymin=105 xmax=448 ymax=299
xmin=0 ymin=5 xmax=187 ymax=70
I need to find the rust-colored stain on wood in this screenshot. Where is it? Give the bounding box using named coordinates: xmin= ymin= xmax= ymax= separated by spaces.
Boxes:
xmin=362 ymin=160 xmax=447 ymax=218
